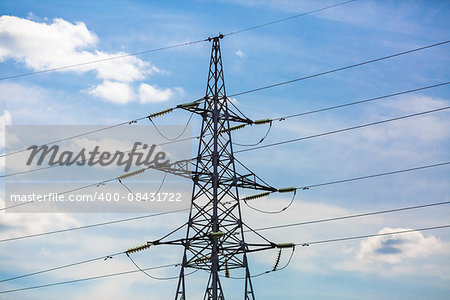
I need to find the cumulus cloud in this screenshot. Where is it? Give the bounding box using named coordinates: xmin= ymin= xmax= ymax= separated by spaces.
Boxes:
xmin=88 ymin=51 xmax=160 ymax=83
xmin=357 ymin=227 xmax=444 ymax=264
xmin=139 ymin=83 xmax=173 ymax=103
xmin=87 ymin=81 xmax=180 ymax=104
xmin=0 ymin=15 xmax=174 ymax=104
xmin=0 ymin=16 xmax=98 ymax=69
xmin=238 ymin=197 xmax=450 ymax=280
xmin=330 ymin=226 xmax=450 ymax=279
xmin=88 ymin=80 xmax=135 ymax=104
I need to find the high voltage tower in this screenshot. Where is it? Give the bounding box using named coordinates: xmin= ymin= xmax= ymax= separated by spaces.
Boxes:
xmin=0 ymin=1 xmax=449 ymax=297
xmin=137 ymin=35 xmax=295 ymax=299
xmin=1 ymin=34 xmax=450 ymax=297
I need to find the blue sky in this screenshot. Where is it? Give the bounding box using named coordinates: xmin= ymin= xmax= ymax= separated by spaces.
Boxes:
xmin=0 ymin=0 xmax=449 ymax=299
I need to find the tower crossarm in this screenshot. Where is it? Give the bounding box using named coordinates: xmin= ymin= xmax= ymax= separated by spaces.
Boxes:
xmin=149 ymin=158 xmax=277 ymax=192
xmin=177 ymin=97 xmax=253 ymax=125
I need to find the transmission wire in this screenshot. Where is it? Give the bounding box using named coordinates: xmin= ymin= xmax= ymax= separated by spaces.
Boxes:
xmin=243 ymin=190 xmax=297 ymax=214
xmin=236 ymin=106 xmax=450 ymax=153
xmin=148 ymin=111 xmax=195 ymax=141
xmin=126 ymin=253 xmax=197 ymax=280
xmin=0 ymin=0 xmax=360 ymax=82
xmin=0 ymin=263 xmax=180 ymax=295
xmin=228 ymin=41 xmax=449 ymax=97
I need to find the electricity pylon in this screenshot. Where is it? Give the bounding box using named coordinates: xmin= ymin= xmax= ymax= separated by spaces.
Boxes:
xmin=143 ymin=35 xmax=292 ymax=299
xmin=176 ymin=34 xmax=259 ymax=300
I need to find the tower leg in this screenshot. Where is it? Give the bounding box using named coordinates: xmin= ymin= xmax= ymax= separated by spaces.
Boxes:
xmin=175 ymin=253 xmax=187 ymax=300
xmin=244 ymin=254 xmax=255 ymax=300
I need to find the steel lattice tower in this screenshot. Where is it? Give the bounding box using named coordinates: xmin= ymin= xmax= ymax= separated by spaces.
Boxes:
xmin=142 ymin=35 xmax=289 ymax=299
xmin=175 ymin=35 xmax=255 ymax=300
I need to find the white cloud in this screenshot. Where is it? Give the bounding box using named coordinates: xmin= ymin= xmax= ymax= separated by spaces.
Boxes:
xmin=0 ymin=195 xmax=80 ymax=239
xmin=0 ymin=16 xmax=166 ymax=103
xmin=379 ymin=95 xmax=448 ymax=114
xmin=0 ymin=110 xmax=12 ymax=149
xmin=0 ymin=16 xmax=97 ymax=68
xmin=360 ymin=114 xmax=449 ymax=145
xmin=88 ymin=80 xmax=135 ymax=104
xmin=138 ymin=83 xmax=173 ymax=103
xmin=332 ymin=227 xmax=450 ymax=279
xmin=88 ymin=51 xmax=157 ymax=83
xmin=275 ymin=94 xmax=450 ymax=168
xmin=0 ymin=82 xmax=96 ymax=125
xmin=349 ymin=95 xmax=450 ymax=162
xmin=0 ymin=82 xmax=49 ymax=105
xmin=235 ymin=49 xmax=246 ymax=58
xmin=236 ymin=195 xmax=450 ymax=280
xmin=357 ymin=227 xmax=444 ymax=264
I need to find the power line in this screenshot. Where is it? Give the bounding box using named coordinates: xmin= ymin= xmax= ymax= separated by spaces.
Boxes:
xmin=295 ymin=225 xmax=450 ymax=246
xmin=1 ymin=225 xmax=449 ymax=295
xmin=1 ymin=122 xmax=448 ymax=213
xmin=2 ymin=97 xmax=448 ymax=211
xmin=2 ymin=108 xmax=448 ymax=212
xmin=0 ymin=263 xmax=180 ymax=295
xmin=226 ymin=247 xmax=296 ymax=280
xmin=1 ymin=36 xmax=447 ymax=159
xmin=0 ymin=251 xmax=125 ymax=283
xmin=0 ymin=164 xmax=58 ymax=178
xmin=0 ymin=103 xmax=199 ymax=160
xmin=1 ymin=41 xmax=447 ymax=160
xmin=2 ymin=89 xmax=448 ymax=181
xmin=0 ymin=107 xmax=203 ymax=159
xmin=244 ymin=189 xmax=297 ymax=214
xmin=1 ymin=24 xmax=446 ymax=297
xmin=1 ymin=162 xmax=448 ymax=243
xmin=236 ymin=106 xmax=450 ymax=153
xmin=0 ymin=108 xmax=194 ymax=159
xmin=0 ymin=2 xmax=362 ymax=163
xmin=228 ymin=40 xmax=450 ymax=97
xmin=248 ymin=201 xmax=450 ymax=233
xmin=127 ymin=253 xmax=198 ymax=280
xmin=0 ymin=38 xmax=208 ymax=81
xmin=0 ymin=153 xmax=185 ymax=212
xmin=224 ymin=0 xmax=358 ymax=36
xmin=0 ymin=134 xmax=198 ymax=178
xmin=239 ymin=161 xmax=449 ymax=210
xmin=0 ymin=0 xmax=359 ymax=82
xmin=0 ymin=81 xmax=450 ymax=178
xmin=295 ymin=161 xmax=450 ymax=190
xmin=0 ymin=158 xmax=178 ymax=211
xmin=149 ymin=111 xmax=195 ymax=141
xmin=0 ymin=208 xmax=188 ymax=243
xmin=0 ymin=114 xmax=153 ymax=158
xmin=272 ymin=81 xmax=450 ymax=121
xmin=1 ymin=81 xmax=448 ymax=179
xmin=0 ymin=176 xmax=118 ymax=212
